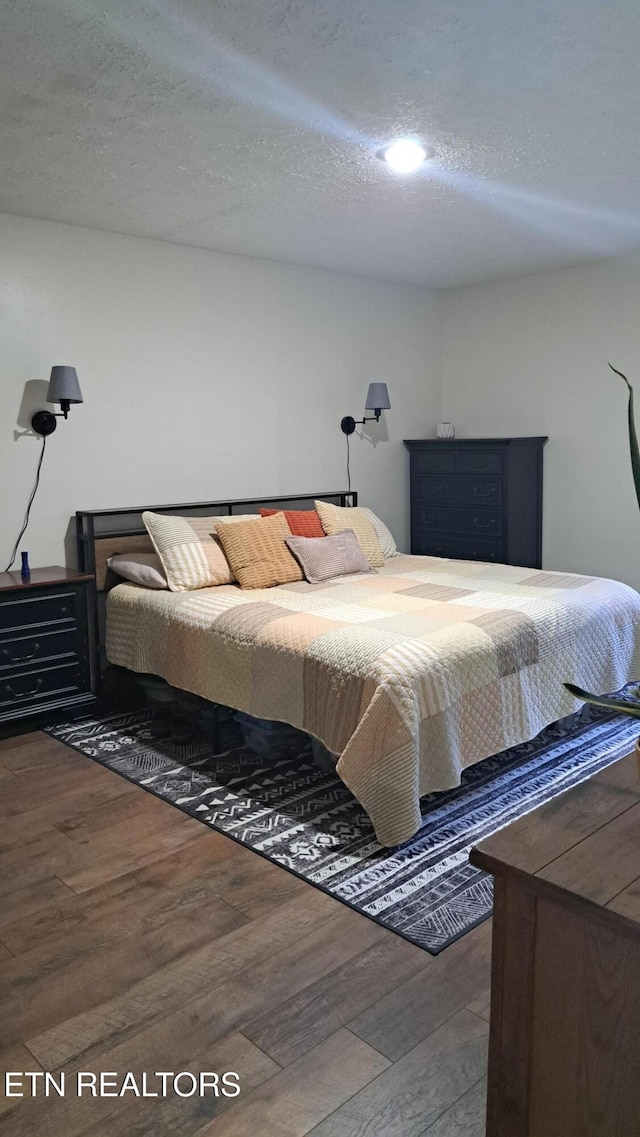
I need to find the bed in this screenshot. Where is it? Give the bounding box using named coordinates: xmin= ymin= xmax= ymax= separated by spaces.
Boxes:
xmin=77 ymin=493 xmax=640 ymax=847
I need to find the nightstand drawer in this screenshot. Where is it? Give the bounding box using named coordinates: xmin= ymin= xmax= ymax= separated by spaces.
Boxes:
xmin=0 ymin=589 xmax=77 ymax=638
xmin=414 ymin=476 xmax=503 ymax=507
xmin=0 ymin=628 xmax=79 ymax=674
xmin=0 ymin=661 xmax=84 ymax=713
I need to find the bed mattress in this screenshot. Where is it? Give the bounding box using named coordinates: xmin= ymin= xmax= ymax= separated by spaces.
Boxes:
xmin=105 ymin=554 xmax=640 ymax=846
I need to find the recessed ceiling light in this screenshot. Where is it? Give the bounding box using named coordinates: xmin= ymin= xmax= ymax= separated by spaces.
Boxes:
xmin=377 ymin=139 xmax=434 ymax=174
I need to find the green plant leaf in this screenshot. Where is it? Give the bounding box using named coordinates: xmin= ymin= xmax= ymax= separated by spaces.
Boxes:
xmin=609 ymin=363 xmax=640 ymax=512
xmin=564 ymin=681 xmax=640 ymax=719
xmin=562 ymin=369 xmax=640 ymax=718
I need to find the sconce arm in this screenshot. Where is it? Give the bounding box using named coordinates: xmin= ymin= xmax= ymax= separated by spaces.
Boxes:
xmin=340 ymin=410 xmax=382 ymax=435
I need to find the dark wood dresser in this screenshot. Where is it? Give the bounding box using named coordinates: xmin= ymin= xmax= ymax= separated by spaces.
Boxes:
xmin=470 ymin=748 xmax=640 ymax=1136
xmin=404 ymin=437 xmax=547 ymax=567
xmin=0 ymin=567 xmax=97 ymax=727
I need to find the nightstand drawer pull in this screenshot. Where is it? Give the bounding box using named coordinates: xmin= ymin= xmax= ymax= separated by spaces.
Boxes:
xmin=6 ymin=678 xmax=43 ymax=699
xmin=473 ymin=517 xmax=496 ymax=529
xmin=473 ymin=487 xmax=495 ymax=498
xmin=2 ymin=642 xmax=40 ymax=663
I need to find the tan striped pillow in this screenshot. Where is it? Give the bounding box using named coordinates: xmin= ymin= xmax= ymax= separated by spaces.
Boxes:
xmin=142 ymin=512 xmax=258 ymax=591
xmin=215 ymin=512 xmax=303 ymax=589
xmin=361 ymin=507 xmax=400 ymax=558
xmin=286 ymin=531 xmax=372 ymax=583
xmin=314 ymin=500 xmax=385 ymax=567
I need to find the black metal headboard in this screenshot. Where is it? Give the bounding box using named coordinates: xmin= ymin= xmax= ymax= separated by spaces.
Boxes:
xmin=76 ymin=489 xmax=357 ymax=576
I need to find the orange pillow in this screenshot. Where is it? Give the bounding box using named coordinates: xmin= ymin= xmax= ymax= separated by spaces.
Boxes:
xmin=259 ymin=507 xmax=325 ymax=538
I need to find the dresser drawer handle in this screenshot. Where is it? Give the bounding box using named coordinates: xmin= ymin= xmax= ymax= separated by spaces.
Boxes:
xmin=2 ymin=642 xmax=41 ymax=663
xmin=424 ymin=515 xmax=443 ymax=526
xmin=473 ymin=487 xmax=495 ymax=498
xmin=473 ymin=517 xmax=495 ymax=529
xmin=6 ymin=677 xmax=43 ymax=700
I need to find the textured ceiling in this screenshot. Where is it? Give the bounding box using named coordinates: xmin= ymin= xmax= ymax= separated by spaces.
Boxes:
xmin=2 ymin=0 xmax=640 ymax=287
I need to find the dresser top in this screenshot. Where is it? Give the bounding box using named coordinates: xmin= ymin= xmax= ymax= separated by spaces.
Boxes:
xmin=0 ymin=566 xmax=94 ymax=592
xmin=404 ymin=436 xmax=548 ymax=448
xmin=470 ymin=748 xmax=640 ymax=931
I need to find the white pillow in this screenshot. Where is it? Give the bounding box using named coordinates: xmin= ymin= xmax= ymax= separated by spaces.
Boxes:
xmin=361 ymin=508 xmax=400 ymax=558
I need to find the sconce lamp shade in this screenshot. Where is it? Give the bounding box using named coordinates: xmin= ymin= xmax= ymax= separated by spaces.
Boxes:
xmin=32 ymin=365 xmax=83 ymax=434
xmin=48 ymin=366 xmax=83 ymax=406
xmin=365 ymin=383 xmax=390 ymax=412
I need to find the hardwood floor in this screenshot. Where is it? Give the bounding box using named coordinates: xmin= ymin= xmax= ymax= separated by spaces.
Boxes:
xmin=0 ymin=731 xmax=491 ymax=1136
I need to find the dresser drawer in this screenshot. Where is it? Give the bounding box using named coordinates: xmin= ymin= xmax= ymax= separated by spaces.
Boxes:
xmin=413 ymin=534 xmax=504 ymax=562
xmin=414 ymin=506 xmax=503 ymax=537
xmin=0 ymin=627 xmax=79 ymax=675
xmin=0 ymin=661 xmax=84 ymax=715
xmin=455 ymin=450 xmax=502 ymax=475
xmin=411 ymin=449 xmax=503 ymax=475
xmin=414 ymin=475 xmax=503 ymax=507
xmin=411 ymin=450 xmax=456 ymax=474
xmin=0 ymin=589 xmax=77 ymax=638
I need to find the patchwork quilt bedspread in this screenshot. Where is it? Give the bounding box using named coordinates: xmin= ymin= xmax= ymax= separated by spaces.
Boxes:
xmin=105 ymin=555 xmax=640 ymax=846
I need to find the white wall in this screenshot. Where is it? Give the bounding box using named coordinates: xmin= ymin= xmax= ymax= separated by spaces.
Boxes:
xmin=441 ymin=256 xmax=640 ymax=591
xmin=10 ymin=214 xmax=638 ymax=592
xmin=1 ymin=214 xmax=442 ymax=569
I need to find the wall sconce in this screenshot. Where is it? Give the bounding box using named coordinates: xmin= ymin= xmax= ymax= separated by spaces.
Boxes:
xmin=341 ymin=383 xmax=391 ymax=435
xmin=32 ymin=366 xmax=83 ymax=436
xmin=4 ymin=366 xmax=84 ymax=572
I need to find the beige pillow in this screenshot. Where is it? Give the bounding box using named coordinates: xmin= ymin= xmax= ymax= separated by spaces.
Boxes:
xmin=314 ymin=500 xmax=385 ymax=567
xmin=142 ymin=512 xmax=256 ymax=591
xmin=361 ymin=507 xmax=400 ymax=558
xmin=286 ymin=531 xmax=373 ymax=583
xmin=216 ymin=512 xmax=303 ymax=589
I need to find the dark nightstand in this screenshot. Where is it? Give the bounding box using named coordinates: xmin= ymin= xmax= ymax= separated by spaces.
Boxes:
xmin=0 ymin=566 xmax=97 ymax=728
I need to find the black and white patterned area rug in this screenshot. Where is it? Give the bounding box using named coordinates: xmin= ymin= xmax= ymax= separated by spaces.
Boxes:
xmin=46 ymin=707 xmax=638 ymax=954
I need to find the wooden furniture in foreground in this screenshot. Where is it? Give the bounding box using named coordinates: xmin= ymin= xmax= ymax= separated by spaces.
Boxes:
xmin=0 ymin=566 xmax=96 ymax=726
xmin=404 ymin=437 xmax=547 ymax=567
xmin=470 ymin=747 xmax=640 ymax=1137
